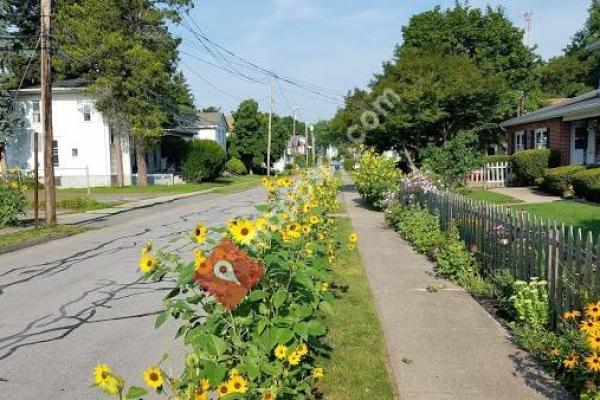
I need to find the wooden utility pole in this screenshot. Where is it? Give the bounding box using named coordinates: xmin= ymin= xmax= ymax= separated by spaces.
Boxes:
xmin=41 ymin=0 xmax=56 ymax=224
xmin=311 ymin=124 xmax=315 ymax=166
xmin=34 ymin=132 xmax=39 ymax=227
xmin=267 ymin=81 xmax=273 ymax=176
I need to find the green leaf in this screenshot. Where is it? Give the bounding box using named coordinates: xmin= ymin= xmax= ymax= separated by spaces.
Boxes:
xmin=276 ymin=328 xmax=294 ymax=344
xmin=294 ymin=271 xmax=312 ymax=288
xmin=272 ymin=290 xmax=287 ymax=309
xmin=257 ymin=319 xmax=269 ymax=335
xmin=307 ymin=320 xmax=327 ymax=337
xmin=318 ymin=301 xmax=333 ymax=316
xmin=255 ymin=204 xmax=270 ymax=213
xmin=294 ymin=322 xmax=309 ymax=340
xmin=246 ymin=290 xmax=268 ymax=302
xmin=176 ymin=261 xmax=195 ymax=285
xmin=125 ymin=386 xmax=148 ymax=399
xmin=154 ymin=310 xmax=168 ymax=329
xmin=205 ymin=361 xmax=227 ymax=387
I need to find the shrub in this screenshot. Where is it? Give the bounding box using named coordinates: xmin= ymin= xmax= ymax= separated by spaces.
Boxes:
xmin=539 ymin=165 xmax=587 ymax=195
xmin=0 ymin=180 xmax=27 ymax=227
xmin=225 ymin=157 xmax=247 ymax=175
xmin=343 ymin=157 xmax=356 ymax=172
xmin=354 ymin=149 xmax=401 ymax=209
xmin=386 ymin=204 xmax=445 ymax=255
xmin=509 ymin=278 xmax=549 ymax=328
xmin=435 ymin=224 xmax=477 ymax=282
xmin=512 ymin=149 xmax=560 ymax=186
xmin=573 ymin=167 xmax=600 ymax=202
xmin=483 ymin=154 xmax=511 ymax=163
xmin=181 ymin=140 xmax=227 ymax=183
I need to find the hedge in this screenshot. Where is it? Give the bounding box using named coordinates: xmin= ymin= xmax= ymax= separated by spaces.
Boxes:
xmin=181 ymin=140 xmax=227 ymax=183
xmin=512 ymin=149 xmax=561 ymax=186
xmin=539 ymin=165 xmax=587 ymax=195
xmin=483 ymin=154 xmax=511 ymax=163
xmin=573 ymin=167 xmax=600 ymax=202
xmin=225 ymin=157 xmax=247 ymax=175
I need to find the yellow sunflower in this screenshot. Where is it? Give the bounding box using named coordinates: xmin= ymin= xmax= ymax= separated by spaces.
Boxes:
xmin=94 ymin=363 xmax=112 ymax=386
xmin=193 ymin=223 xmax=207 ymax=244
xmin=309 ymin=215 xmax=319 ymax=225
xmin=303 ymin=204 xmax=311 ymax=213
xmin=349 ymin=233 xmax=358 ymax=243
xmin=194 ymin=252 xmax=210 ymax=274
xmin=320 ymin=282 xmax=330 ymax=293
xmin=547 ymin=348 xmax=561 ymax=357
xmin=230 ymin=219 xmax=257 ymax=245
xmin=588 ymin=334 xmax=600 ymax=352
xmin=139 ymin=255 xmax=159 ymax=274
xmin=580 ymin=319 xmax=600 ymax=335
xmin=195 ymin=379 xmax=210 ymax=400
xmin=587 ymin=354 xmax=600 ymax=373
xmin=262 ymin=390 xmax=277 ymax=400
xmin=302 ymin=225 xmax=311 ymax=235
xmin=217 ymin=382 xmax=230 ymax=398
xmin=563 ymin=353 xmax=578 ymax=370
xmin=227 ymin=375 xmax=248 ymax=393
xmin=312 ymin=367 xmax=324 ymax=380
xmin=296 ymin=343 xmax=308 ymax=357
xmin=256 ymin=217 xmax=268 ymax=230
xmin=586 ymin=302 xmax=600 ymax=320
xmin=274 ymin=344 xmax=287 ymax=360
xmin=288 ymin=351 xmax=301 ymax=366
xmin=563 ymin=310 xmax=582 ymax=320
xmin=143 ymin=366 xmax=164 ymax=389
xmin=93 ymin=363 xmax=122 ymax=394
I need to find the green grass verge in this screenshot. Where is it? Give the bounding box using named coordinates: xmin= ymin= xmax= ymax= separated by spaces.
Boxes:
xmin=518 ymin=201 xmax=600 ymax=236
xmin=460 ymin=188 xmax=524 ymax=205
xmin=32 ymin=198 xmax=122 ymax=211
xmin=0 ymin=224 xmax=91 ymax=251
xmin=321 ymin=217 xmax=395 ymax=400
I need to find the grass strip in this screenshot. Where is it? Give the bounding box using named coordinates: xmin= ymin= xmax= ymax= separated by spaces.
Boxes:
xmin=0 ymin=224 xmax=91 ymax=252
xmin=460 ymin=188 xmax=523 ymax=205
xmin=321 ymin=217 xmax=396 ymax=400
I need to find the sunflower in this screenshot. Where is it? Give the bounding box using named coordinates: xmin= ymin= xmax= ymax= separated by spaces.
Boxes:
xmin=195 ymin=379 xmax=210 ymax=400
xmin=320 ymin=282 xmax=330 ymax=292
xmin=227 ymin=219 xmax=239 ymax=229
xmin=303 ymin=204 xmax=311 ymax=213
xmin=227 ymin=375 xmax=248 ymax=393
xmin=563 ymin=354 xmax=579 ymax=370
xmin=274 ymin=344 xmax=287 ymax=360
xmin=143 ymin=366 xmax=164 ymax=389
xmin=587 ymin=354 xmax=600 ymax=373
xmin=230 ymin=219 xmax=257 ymax=245
xmin=217 ymin=382 xmax=230 ymax=397
xmin=312 ymin=368 xmax=324 ymax=380
xmin=94 ymin=364 xmax=112 ymax=386
xmin=288 ymin=351 xmax=301 ymax=366
xmin=580 ymin=319 xmax=600 ymax=335
xmin=309 ymin=215 xmax=319 ymax=225
xmin=193 ymin=223 xmax=208 ymax=244
xmin=302 ymin=225 xmax=311 ymax=235
xmin=563 ymin=310 xmax=582 ymax=320
xmin=588 ymin=334 xmax=600 ymax=352
xmin=547 ymin=348 xmax=561 ymax=357
xmin=349 ymin=233 xmax=358 ymax=243
xmin=296 ymin=343 xmax=308 ymax=356
xmin=347 ymin=243 xmax=355 ymax=251
xmin=586 ymin=302 xmax=600 ymax=320
xmin=256 ymin=217 xmax=268 ymax=230
xmin=139 ymin=255 xmax=159 ymax=274
xmin=262 ymin=390 xmax=277 ymax=400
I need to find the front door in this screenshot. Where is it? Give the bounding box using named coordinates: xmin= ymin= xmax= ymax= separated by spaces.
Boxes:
xmin=571 ymin=127 xmax=589 ymax=165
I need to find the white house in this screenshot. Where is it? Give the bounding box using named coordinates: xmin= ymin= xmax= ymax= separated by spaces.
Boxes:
xmin=195 ymin=111 xmax=229 ymax=148
xmin=6 ymin=79 xmax=134 ymax=187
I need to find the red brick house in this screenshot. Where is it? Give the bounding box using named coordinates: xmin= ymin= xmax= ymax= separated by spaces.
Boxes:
xmin=501 ymin=90 xmax=600 ymax=166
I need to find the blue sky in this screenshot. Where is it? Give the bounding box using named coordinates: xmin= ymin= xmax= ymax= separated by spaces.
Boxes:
xmin=174 ymin=1 xmax=590 ymax=122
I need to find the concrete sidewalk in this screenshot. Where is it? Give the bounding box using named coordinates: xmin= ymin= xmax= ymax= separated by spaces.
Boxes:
xmin=491 ymin=186 xmax=560 ymax=204
xmin=342 ymin=181 xmax=570 ymax=399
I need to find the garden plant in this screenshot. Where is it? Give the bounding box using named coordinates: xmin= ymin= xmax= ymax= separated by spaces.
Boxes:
xmin=353 ymin=148 xmax=401 ymax=209
xmin=92 ymin=167 xmax=356 ymax=399
xmin=0 ymin=168 xmax=27 ymax=228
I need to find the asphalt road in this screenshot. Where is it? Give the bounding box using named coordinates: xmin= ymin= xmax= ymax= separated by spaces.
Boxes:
xmin=0 ymin=186 xmax=266 ymax=399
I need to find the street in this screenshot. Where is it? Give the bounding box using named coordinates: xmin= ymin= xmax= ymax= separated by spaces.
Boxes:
xmin=0 ymin=186 xmax=265 ymax=399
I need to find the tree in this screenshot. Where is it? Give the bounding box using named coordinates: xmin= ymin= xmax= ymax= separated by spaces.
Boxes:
xmin=420 ymin=131 xmax=484 ymax=189
xmin=54 ymin=0 xmax=194 ymax=186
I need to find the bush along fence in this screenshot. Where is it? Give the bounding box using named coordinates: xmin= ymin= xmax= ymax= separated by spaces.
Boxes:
xmin=92 ymin=168 xmax=355 ymax=399
xmin=399 ymin=182 xmax=600 ymax=329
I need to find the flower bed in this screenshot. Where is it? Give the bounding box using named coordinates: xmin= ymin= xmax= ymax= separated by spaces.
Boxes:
xmin=92 ymin=168 xmax=356 ymax=399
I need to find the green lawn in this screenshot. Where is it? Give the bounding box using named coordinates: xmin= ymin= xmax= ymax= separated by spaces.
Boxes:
xmin=460 ymin=188 xmax=524 ymax=205
xmin=0 ymin=224 xmax=91 ymax=251
xmin=322 ymin=217 xmax=396 ymax=400
xmin=518 ymin=201 xmax=600 ymax=236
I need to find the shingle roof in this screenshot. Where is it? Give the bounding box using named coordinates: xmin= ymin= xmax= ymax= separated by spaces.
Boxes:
xmin=197 ymin=112 xmax=222 ymax=127
xmin=20 ymin=78 xmax=89 ymax=92
xmin=500 ymin=90 xmax=600 ymax=128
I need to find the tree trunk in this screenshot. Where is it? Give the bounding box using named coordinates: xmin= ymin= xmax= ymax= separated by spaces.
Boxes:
xmin=109 ymin=115 xmax=125 ymax=187
xmin=135 ymin=137 xmax=148 ymax=187
xmin=402 ymin=146 xmax=418 ymax=172
xmin=0 ymin=143 xmax=7 ymax=176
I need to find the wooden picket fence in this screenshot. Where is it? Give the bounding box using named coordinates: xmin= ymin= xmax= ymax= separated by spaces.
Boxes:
xmin=401 ymin=185 xmax=600 ymax=329
xmin=467 ymin=161 xmax=512 ymax=188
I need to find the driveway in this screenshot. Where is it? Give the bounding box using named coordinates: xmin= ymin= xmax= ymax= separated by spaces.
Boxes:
xmin=0 ymin=186 xmax=265 ymax=399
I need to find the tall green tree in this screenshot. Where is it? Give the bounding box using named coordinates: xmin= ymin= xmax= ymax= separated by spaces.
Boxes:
xmin=54 ymin=0 xmax=194 ymax=185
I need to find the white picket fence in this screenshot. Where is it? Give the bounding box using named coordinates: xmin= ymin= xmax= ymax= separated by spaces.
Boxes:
xmin=467 ymin=161 xmax=512 ymax=188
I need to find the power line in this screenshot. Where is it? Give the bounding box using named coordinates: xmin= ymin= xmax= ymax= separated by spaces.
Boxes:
xmin=9 ymin=35 xmax=41 ymax=113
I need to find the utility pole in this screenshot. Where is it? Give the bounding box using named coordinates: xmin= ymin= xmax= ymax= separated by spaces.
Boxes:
xmin=304 ymin=124 xmax=309 ymax=165
xmin=33 ymin=132 xmax=39 ymax=227
xmin=310 ymin=124 xmax=315 ymax=166
xmin=267 ymin=81 xmax=273 ymax=176
xmin=41 ymin=0 xmax=56 ymax=224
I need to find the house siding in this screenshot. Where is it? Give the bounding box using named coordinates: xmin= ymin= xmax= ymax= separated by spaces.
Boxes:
xmin=506 ymin=118 xmax=571 ymax=166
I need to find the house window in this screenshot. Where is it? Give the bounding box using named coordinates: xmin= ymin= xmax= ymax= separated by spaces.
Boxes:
xmin=535 ymin=128 xmax=549 ymax=149
xmin=514 ymin=131 xmax=525 ymax=152
xmin=72 ymin=148 xmax=78 ymax=157
xmin=32 ymin=101 xmax=41 ymax=123
xmin=52 ymin=140 xmax=59 ymax=167
xmin=83 ymin=104 xmax=91 ymax=121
